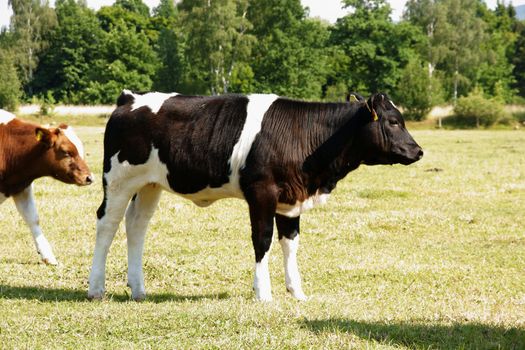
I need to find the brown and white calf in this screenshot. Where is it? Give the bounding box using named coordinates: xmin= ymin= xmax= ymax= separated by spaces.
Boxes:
xmin=0 ymin=109 xmax=93 ymax=264
xmin=88 ymin=91 xmax=423 ymax=301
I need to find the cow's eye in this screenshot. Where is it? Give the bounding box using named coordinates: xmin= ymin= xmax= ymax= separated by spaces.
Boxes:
xmin=390 ymin=120 xmax=399 ymax=126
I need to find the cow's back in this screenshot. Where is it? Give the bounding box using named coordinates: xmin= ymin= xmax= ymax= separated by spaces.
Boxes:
xmin=103 ymin=93 xmax=251 ymax=196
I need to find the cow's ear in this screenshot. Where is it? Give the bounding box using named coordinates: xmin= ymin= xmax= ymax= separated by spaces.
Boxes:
xmin=365 ymin=96 xmax=379 ymax=121
xmin=35 ymin=127 xmax=56 ymax=147
xmin=346 ymin=92 xmax=364 ymax=103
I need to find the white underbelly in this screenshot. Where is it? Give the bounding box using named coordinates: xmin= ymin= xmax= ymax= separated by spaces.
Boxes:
xmin=276 ymin=192 xmax=330 ymax=218
xmin=172 ymin=183 xmax=244 ymax=207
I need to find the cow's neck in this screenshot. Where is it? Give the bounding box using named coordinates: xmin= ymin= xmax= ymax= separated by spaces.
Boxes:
xmin=303 ymin=106 xmax=368 ymax=194
xmin=0 ymin=128 xmax=52 ymax=196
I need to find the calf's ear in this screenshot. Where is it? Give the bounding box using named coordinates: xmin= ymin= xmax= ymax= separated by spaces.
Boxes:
xmin=35 ymin=127 xmax=57 ymax=148
xmin=365 ymin=96 xmax=379 ymax=121
xmin=346 ymin=92 xmax=364 ymax=103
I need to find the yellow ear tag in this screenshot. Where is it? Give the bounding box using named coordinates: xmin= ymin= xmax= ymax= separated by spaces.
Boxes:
xmin=36 ymin=130 xmax=44 ymax=141
xmin=365 ymin=101 xmax=379 ymax=121
xmin=349 ymin=94 xmax=359 ymax=103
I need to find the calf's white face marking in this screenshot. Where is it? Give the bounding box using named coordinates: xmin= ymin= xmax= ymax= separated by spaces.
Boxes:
xmin=0 ymin=109 xmax=15 ymax=125
xmin=62 ymin=126 xmax=85 ymax=159
xmin=123 ymin=90 xmax=178 ymax=114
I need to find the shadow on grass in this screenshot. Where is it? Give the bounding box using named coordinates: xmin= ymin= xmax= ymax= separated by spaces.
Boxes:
xmin=0 ymin=285 xmax=229 ymax=303
xmin=301 ymin=318 xmax=524 ymax=349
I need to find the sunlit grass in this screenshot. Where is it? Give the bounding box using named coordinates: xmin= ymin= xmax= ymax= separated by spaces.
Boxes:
xmin=0 ymin=128 xmax=524 ymax=349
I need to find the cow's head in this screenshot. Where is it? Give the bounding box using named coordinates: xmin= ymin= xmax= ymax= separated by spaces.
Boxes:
xmin=35 ymin=124 xmax=93 ymax=186
xmin=356 ymin=93 xmax=423 ymax=165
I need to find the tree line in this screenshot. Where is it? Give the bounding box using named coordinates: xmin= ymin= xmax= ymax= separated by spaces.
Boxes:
xmin=0 ymin=0 xmax=524 ymax=120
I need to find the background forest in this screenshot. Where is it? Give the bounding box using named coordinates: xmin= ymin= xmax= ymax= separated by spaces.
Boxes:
xmin=1 ymin=0 xmax=524 ymax=121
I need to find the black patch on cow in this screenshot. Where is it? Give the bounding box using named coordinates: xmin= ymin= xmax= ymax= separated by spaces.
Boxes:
xmin=116 ymin=92 xmax=134 ymax=107
xmin=276 ymin=214 xmax=299 ymax=240
xmin=96 ymin=177 xmax=108 ymax=219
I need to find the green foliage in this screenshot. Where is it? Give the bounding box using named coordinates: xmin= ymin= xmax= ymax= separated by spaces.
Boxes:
xmin=8 ymin=0 xmax=57 ymax=95
xmin=247 ymin=0 xmax=330 ymax=99
xmin=330 ymin=0 xmax=424 ymax=96
xmin=32 ymin=0 xmax=105 ymax=104
xmin=395 ymin=57 xmax=432 ymax=120
xmin=82 ymin=20 xmax=157 ymax=104
xmin=452 ymin=88 xmax=507 ymax=128
xmin=3 ymin=0 xmax=525 ymax=105
xmin=180 ymin=0 xmax=255 ymax=95
xmin=0 ymin=48 xmax=22 ymax=110
xmin=37 ymin=90 xmax=55 ymax=116
xmin=512 ymin=21 xmax=525 ymax=97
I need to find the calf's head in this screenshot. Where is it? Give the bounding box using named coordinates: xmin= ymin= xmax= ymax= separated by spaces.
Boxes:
xmin=356 ymin=93 xmax=423 ymax=166
xmin=35 ymin=124 xmax=93 ymax=186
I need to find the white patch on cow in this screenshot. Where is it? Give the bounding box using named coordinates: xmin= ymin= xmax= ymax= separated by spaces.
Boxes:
xmin=0 ymin=193 xmax=7 ymax=205
xmin=280 ymin=236 xmax=307 ymax=301
xmin=171 ymin=94 xmax=279 ymax=207
xmin=228 ymin=94 xmax=278 ymax=189
xmin=389 ymin=100 xmax=398 ymax=109
xmin=62 ymin=125 xmax=85 ymax=159
xmin=123 ymin=90 xmax=178 ymax=114
xmin=253 ymin=243 xmax=273 ymax=301
xmin=0 ymin=109 xmax=15 ymax=124
xmin=104 ymin=148 xmax=171 ymax=193
xmin=276 ymin=192 xmax=330 ymax=218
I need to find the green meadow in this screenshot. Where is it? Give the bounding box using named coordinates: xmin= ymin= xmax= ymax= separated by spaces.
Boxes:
xmin=0 ymin=127 xmax=524 ymax=349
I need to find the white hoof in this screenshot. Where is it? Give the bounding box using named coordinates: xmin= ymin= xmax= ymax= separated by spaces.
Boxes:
xmin=87 ymin=283 xmax=105 ymax=300
xmin=255 ymin=291 xmax=273 ymax=302
xmin=41 ymin=254 xmax=58 ymax=265
xmin=132 ymin=292 xmax=147 ymax=302
xmin=288 ymin=288 xmax=308 ymax=301
xmin=128 ymin=283 xmax=146 ymax=302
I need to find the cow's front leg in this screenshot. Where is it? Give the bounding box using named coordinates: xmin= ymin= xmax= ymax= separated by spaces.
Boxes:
xmin=276 ymin=214 xmax=307 ymax=301
xmin=13 ymin=185 xmax=57 ymax=265
xmin=125 ymin=185 xmax=162 ymax=301
xmin=246 ymin=186 xmax=278 ymax=302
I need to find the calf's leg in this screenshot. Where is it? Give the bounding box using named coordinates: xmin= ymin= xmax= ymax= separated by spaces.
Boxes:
xmin=125 ymin=184 xmax=162 ymax=301
xmin=13 ymin=185 xmax=57 ymax=265
xmin=245 ymin=185 xmax=278 ymax=301
xmin=88 ymin=186 xmax=135 ymax=300
xmin=276 ymin=214 xmax=307 ymax=300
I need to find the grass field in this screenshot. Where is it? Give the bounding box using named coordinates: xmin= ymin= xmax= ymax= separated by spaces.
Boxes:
xmin=0 ymin=127 xmax=524 ymax=349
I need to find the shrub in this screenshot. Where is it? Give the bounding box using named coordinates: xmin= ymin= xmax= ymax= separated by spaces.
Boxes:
xmin=453 ymin=89 xmax=507 ymax=127
xmin=0 ymin=50 xmax=22 ymax=110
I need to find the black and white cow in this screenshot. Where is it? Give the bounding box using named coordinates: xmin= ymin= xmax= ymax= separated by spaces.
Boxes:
xmin=88 ymin=90 xmax=423 ymax=301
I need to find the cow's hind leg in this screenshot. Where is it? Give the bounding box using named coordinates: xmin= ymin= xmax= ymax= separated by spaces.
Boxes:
xmin=276 ymin=214 xmax=307 ymax=301
xmin=13 ymin=185 xmax=57 ymax=265
xmin=88 ymin=185 xmax=135 ymax=300
xmin=125 ymin=184 xmax=162 ymax=301
xmin=245 ymin=185 xmax=278 ymax=301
